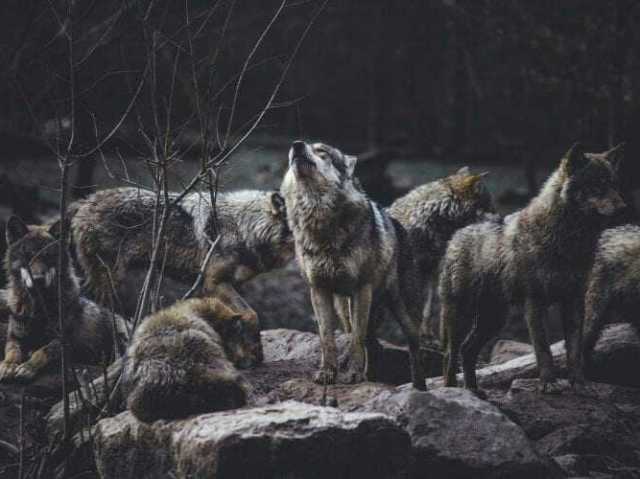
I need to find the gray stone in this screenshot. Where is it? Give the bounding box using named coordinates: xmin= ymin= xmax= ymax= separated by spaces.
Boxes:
xmin=93 ymin=401 xmax=410 ymax=479
xmin=363 ymin=386 xmax=561 ymax=479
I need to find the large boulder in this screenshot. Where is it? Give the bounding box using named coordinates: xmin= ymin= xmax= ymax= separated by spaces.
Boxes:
xmin=497 ymin=378 xmax=640 ymax=476
xmin=93 ymin=401 xmax=410 ymax=479
xmin=363 ymin=387 xmax=562 ymax=479
xmin=261 ymin=328 xmax=442 ymax=385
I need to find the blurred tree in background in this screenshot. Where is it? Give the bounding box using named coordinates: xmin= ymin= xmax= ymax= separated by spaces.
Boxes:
xmin=0 ymin=0 xmax=638 ymax=170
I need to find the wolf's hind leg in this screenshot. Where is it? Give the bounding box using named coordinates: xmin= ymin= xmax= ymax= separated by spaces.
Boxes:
xmin=389 ymin=290 xmax=426 ymax=390
xmin=440 ymin=299 xmax=462 ymax=387
xmin=333 ymin=295 xmax=352 ymax=333
xmin=460 ymin=303 xmax=504 ymax=398
xmin=310 ymin=287 xmax=339 ymax=385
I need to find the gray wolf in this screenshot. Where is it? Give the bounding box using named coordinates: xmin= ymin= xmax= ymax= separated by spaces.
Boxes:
xmin=280 ymin=140 xmax=426 ymax=389
xmin=439 ymin=143 xmax=625 ymax=395
xmin=70 ymin=187 xmax=294 ymax=327
xmin=388 ymin=167 xmax=496 ymax=342
xmin=0 ymin=216 xmax=129 ymax=382
xmin=583 ymin=224 xmax=640 ymax=362
xmin=122 ymin=296 xmax=257 ymax=422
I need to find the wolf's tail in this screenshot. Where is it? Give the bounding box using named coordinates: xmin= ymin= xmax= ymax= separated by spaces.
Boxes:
xmin=126 ymin=360 xmax=247 ymax=423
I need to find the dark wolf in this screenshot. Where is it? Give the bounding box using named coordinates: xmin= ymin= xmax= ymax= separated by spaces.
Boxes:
xmin=0 ymin=216 xmax=129 ymax=382
xmin=70 ymin=187 xmax=294 ymax=325
xmin=439 ymin=143 xmax=625 ymax=395
xmin=280 ymin=140 xmax=426 ymax=390
xmin=388 ymin=167 xmax=496 ymax=342
xmin=583 ymin=225 xmax=640 ymax=362
xmin=123 ymin=296 xmax=259 ymax=422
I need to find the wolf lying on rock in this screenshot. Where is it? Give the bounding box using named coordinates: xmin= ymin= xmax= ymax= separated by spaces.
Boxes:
xmin=123 ymin=296 xmax=260 ymax=422
xmin=0 ymin=216 xmax=129 ymax=382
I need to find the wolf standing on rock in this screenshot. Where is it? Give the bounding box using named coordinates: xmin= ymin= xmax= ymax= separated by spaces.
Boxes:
xmin=281 ymin=140 xmax=426 ymax=389
xmin=389 ymin=167 xmax=496 ymax=341
xmin=440 ymin=143 xmax=626 ymax=395
xmin=70 ymin=187 xmax=293 ymax=323
xmin=0 ymin=216 xmax=129 ymax=382
xmin=583 ymin=225 xmax=640 ymax=363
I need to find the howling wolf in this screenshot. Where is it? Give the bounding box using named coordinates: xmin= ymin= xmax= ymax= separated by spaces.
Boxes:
xmin=439 ymin=143 xmax=625 ymax=395
xmin=0 ymin=216 xmax=129 ymax=382
xmin=280 ymin=140 xmax=426 ymax=390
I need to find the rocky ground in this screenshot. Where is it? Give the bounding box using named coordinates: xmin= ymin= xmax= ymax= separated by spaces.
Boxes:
xmin=1 ymin=320 xmax=639 ymax=479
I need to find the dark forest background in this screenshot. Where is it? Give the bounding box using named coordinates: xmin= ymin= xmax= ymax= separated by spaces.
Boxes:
xmin=1 ymin=0 xmax=639 ymax=209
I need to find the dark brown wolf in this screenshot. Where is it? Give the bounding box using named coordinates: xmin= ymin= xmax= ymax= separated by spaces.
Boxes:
xmin=0 ymin=216 xmax=129 ymax=382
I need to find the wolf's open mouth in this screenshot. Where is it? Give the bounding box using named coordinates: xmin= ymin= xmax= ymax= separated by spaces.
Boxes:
xmin=293 ymin=157 xmax=316 ymax=174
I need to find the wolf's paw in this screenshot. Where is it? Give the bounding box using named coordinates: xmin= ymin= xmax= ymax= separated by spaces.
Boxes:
xmin=470 ymin=388 xmax=488 ymax=400
xmin=13 ymin=363 xmax=38 ymax=382
xmin=539 ymin=379 xmax=564 ymax=395
xmin=342 ymin=368 xmax=366 ymax=384
xmin=0 ymin=361 xmax=18 ymax=382
xmin=313 ymin=367 xmax=337 ymax=385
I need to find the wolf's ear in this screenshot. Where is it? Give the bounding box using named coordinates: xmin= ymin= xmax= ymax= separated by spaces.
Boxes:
xmin=563 ymin=142 xmax=587 ymax=175
xmin=269 ymin=191 xmax=286 ymax=217
xmin=604 ymin=142 xmax=625 ymax=172
xmin=6 ymin=216 xmax=29 ymax=245
xmin=456 ymin=166 xmax=471 ymax=176
xmin=47 ymin=219 xmax=62 ymax=239
xmin=344 ymin=154 xmax=357 ymax=177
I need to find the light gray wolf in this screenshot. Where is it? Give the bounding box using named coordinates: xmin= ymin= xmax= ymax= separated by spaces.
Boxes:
xmin=70 ymin=186 xmax=294 ymax=328
xmin=439 ymin=143 xmax=626 ymax=396
xmin=0 ymin=216 xmax=129 ymax=382
xmin=122 ymin=296 xmax=257 ymax=422
xmin=280 ymin=140 xmax=426 ymax=390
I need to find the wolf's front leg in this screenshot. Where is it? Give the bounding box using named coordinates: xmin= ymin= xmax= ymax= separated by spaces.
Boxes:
xmin=13 ymin=338 xmax=62 ymax=382
xmin=310 ymin=287 xmax=339 ymax=385
xmin=561 ymin=298 xmax=586 ymax=389
xmin=0 ymin=331 xmax=24 ymax=381
xmin=524 ymin=296 xmax=559 ymax=393
xmin=344 ymin=284 xmax=373 ymax=384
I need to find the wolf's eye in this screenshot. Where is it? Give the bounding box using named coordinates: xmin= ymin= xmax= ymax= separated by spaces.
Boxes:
xmin=317 ymin=151 xmax=328 ymax=160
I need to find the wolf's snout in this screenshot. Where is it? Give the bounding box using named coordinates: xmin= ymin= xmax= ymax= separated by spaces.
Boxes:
xmin=291 ymin=140 xmax=306 ymax=155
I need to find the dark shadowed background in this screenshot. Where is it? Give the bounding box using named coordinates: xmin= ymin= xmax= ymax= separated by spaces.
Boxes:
xmin=1 ymin=0 xmax=639 ymax=267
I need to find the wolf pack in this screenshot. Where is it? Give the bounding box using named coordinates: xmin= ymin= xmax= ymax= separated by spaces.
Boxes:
xmin=0 ymin=139 xmax=636 ymax=423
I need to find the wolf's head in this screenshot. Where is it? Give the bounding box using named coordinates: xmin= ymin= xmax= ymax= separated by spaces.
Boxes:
xmin=286 ymin=140 xmax=358 ymax=189
xmin=444 ymin=167 xmax=496 ymax=220
xmin=195 ymin=296 xmax=263 ymax=369
xmin=5 ymin=216 xmax=61 ymax=292
xmin=559 ymin=142 xmax=626 ymax=217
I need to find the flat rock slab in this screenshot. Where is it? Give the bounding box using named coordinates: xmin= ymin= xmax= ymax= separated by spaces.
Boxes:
xmin=363 ymin=387 xmax=562 ymax=479
xmin=427 ymin=323 xmax=640 ymax=389
xmin=94 ymin=400 xmax=410 ymax=479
